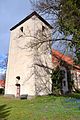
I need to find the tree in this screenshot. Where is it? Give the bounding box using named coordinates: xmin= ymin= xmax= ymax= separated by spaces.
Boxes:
xmin=59 ymin=0 xmax=80 ymax=64
xmin=51 ymin=67 xmax=61 ymax=95
xmin=0 ymin=55 xmax=8 ymax=70
xmin=31 ymin=0 xmax=80 ymax=64
xmin=0 ymin=55 xmax=8 ymax=80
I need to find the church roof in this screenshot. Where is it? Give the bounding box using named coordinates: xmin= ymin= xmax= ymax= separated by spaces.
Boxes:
xmin=10 ymin=11 xmax=53 ymax=31
xmin=0 ymin=80 xmax=5 ymax=88
xmin=52 ymin=49 xmax=74 ymax=65
xmin=52 ymin=49 xmax=80 ymax=71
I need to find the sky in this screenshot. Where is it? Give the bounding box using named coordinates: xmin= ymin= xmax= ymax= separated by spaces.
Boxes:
xmin=0 ymin=0 xmax=67 ymax=57
xmin=0 ymin=0 xmax=73 ymax=74
xmin=0 ymin=0 xmax=32 ymax=57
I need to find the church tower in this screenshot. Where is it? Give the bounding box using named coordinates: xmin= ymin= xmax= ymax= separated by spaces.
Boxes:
xmin=5 ymin=11 xmax=52 ymax=98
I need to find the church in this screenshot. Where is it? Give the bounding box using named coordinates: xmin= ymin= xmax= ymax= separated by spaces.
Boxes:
xmin=5 ymin=11 xmax=80 ymax=98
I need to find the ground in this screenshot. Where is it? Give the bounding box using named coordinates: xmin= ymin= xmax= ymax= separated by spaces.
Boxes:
xmin=0 ymin=94 xmax=80 ymax=120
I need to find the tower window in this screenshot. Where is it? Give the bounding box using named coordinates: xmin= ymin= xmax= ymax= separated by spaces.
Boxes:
xmin=42 ymin=25 xmax=45 ymax=32
xmin=20 ymin=27 xmax=23 ymax=32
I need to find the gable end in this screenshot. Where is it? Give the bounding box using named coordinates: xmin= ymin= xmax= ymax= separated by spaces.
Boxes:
xmin=10 ymin=11 xmax=53 ymax=31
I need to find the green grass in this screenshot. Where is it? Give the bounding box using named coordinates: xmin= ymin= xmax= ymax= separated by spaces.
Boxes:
xmin=0 ymin=94 xmax=80 ymax=120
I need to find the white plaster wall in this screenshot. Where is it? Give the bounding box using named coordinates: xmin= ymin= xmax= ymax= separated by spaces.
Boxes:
xmin=77 ymin=71 xmax=80 ymax=89
xmin=33 ymin=16 xmax=52 ymax=95
xmin=71 ymin=70 xmax=80 ymax=89
xmin=5 ymin=15 xmax=52 ymax=97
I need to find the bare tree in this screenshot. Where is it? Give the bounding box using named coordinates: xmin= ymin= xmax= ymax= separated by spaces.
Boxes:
xmin=13 ymin=6 xmax=79 ymax=95
xmin=0 ymin=55 xmax=8 ymax=80
xmin=0 ymin=55 xmax=8 ymax=70
xmin=30 ymin=0 xmax=80 ymax=64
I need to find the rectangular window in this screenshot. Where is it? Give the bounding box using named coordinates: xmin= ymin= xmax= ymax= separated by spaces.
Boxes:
xmin=20 ymin=27 xmax=23 ymax=32
xmin=63 ymin=81 xmax=66 ymax=87
xmin=42 ymin=25 xmax=45 ymax=32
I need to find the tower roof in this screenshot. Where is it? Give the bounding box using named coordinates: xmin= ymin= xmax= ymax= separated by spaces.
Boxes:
xmin=10 ymin=11 xmax=53 ymax=31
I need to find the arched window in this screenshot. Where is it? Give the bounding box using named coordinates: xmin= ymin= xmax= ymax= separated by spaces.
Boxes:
xmin=60 ymin=70 xmax=65 ymax=79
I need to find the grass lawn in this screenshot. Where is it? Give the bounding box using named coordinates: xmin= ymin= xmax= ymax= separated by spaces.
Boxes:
xmin=0 ymin=94 xmax=80 ymax=120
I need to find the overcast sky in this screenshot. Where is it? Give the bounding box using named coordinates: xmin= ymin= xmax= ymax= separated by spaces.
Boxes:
xmin=0 ymin=0 xmax=32 ymax=57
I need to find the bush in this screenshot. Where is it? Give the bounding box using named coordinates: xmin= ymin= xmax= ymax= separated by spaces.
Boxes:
xmin=0 ymin=88 xmax=4 ymax=95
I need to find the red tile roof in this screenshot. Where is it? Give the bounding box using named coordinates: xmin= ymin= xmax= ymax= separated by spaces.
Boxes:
xmin=52 ymin=49 xmax=80 ymax=71
xmin=0 ymin=80 xmax=5 ymax=88
xmin=52 ymin=49 xmax=74 ymax=65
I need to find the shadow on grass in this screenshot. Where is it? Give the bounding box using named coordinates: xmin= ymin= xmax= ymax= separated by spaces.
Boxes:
xmin=59 ymin=93 xmax=80 ymax=110
xmin=0 ymin=104 xmax=11 ymax=120
xmin=49 ymin=93 xmax=80 ymax=110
